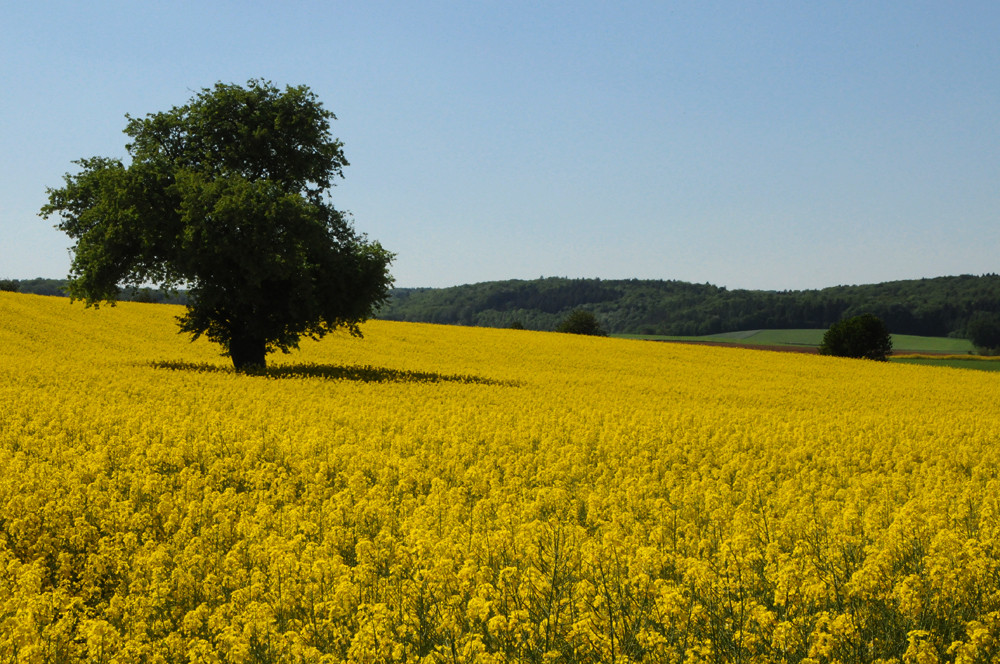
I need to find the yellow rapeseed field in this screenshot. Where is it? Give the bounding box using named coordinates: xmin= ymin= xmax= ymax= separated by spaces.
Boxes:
xmin=2 ymin=291 xmax=1000 ymax=663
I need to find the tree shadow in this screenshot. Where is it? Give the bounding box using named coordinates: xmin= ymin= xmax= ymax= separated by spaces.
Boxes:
xmin=147 ymin=360 xmax=518 ymax=386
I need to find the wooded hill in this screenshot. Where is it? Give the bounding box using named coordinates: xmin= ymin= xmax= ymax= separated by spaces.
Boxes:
xmin=7 ymin=274 xmax=1000 ymax=338
xmin=379 ymin=274 xmax=1000 ymax=338
xmin=0 ymin=278 xmax=188 ymax=305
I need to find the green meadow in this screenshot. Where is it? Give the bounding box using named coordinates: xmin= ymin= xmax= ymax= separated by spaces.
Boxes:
xmin=615 ymin=329 xmax=1000 ymax=372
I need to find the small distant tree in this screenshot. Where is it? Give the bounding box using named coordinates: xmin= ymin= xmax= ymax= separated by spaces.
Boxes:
xmin=967 ymin=311 xmax=1000 ymax=354
xmin=557 ymin=309 xmax=607 ymax=336
xmin=819 ymin=313 xmax=892 ymax=361
xmin=0 ymin=279 xmax=20 ymax=292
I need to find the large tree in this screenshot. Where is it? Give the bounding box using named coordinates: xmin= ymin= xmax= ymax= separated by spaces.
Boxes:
xmin=41 ymin=80 xmax=393 ymax=371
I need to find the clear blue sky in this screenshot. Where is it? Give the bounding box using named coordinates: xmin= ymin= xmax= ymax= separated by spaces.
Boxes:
xmin=3 ymin=1 xmax=998 ymax=290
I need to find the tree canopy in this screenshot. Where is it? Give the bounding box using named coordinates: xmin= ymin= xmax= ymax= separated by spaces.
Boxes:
xmin=819 ymin=313 xmax=893 ymax=361
xmin=40 ymin=80 xmax=393 ymax=370
xmin=966 ymin=312 xmax=1000 ymax=353
xmin=556 ymin=309 xmax=607 ymax=336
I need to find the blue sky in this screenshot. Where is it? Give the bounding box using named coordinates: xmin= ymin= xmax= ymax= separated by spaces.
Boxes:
xmin=3 ymin=2 xmax=998 ymax=290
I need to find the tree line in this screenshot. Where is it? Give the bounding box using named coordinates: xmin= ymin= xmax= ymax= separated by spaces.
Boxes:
xmin=1 ymin=278 xmax=189 ymax=305
xmin=378 ymin=274 xmax=1000 ymax=338
xmin=9 ymin=273 xmax=1000 ymax=341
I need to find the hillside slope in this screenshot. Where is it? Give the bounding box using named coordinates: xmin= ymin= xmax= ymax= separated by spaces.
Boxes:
xmin=4 ymin=291 xmax=1000 ymax=661
xmin=379 ymin=274 xmax=1000 ymax=337
xmin=9 ymin=273 xmax=1000 ymax=338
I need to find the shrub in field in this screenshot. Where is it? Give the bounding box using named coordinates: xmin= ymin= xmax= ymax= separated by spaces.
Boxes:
xmin=556 ymin=309 xmax=607 ymax=336
xmin=819 ymin=313 xmax=893 ymax=361
xmin=967 ymin=311 xmax=1000 ymax=354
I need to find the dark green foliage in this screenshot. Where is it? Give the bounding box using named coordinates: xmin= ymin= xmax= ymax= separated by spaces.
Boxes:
xmin=819 ymin=314 xmax=893 ymax=361
xmin=1 ymin=278 xmax=66 ymax=297
xmin=6 ymin=278 xmax=186 ymax=303
xmin=0 ymin=279 xmax=20 ymax=292
xmin=378 ymin=274 xmax=1000 ymax=338
xmin=966 ymin=311 xmax=1000 ymax=353
xmin=127 ymin=287 xmax=177 ymax=304
xmin=556 ymin=309 xmax=607 ymax=336
xmin=40 ymin=80 xmax=393 ymax=370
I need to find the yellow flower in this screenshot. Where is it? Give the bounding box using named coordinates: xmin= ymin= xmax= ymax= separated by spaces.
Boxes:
xmin=4 ymin=291 xmax=1000 ymax=662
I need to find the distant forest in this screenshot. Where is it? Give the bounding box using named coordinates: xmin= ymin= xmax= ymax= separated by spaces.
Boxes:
xmin=6 ymin=274 xmax=1000 ymax=338
xmin=0 ymin=278 xmax=188 ymax=305
xmin=379 ymin=275 xmax=1000 ymax=338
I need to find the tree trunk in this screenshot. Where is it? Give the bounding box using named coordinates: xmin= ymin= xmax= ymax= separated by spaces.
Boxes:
xmin=229 ymin=331 xmax=267 ymax=372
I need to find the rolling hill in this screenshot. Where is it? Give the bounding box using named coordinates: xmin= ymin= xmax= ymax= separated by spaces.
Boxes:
xmin=8 ymin=273 xmax=1000 ymax=339
xmin=378 ymin=274 xmax=1000 ymax=338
